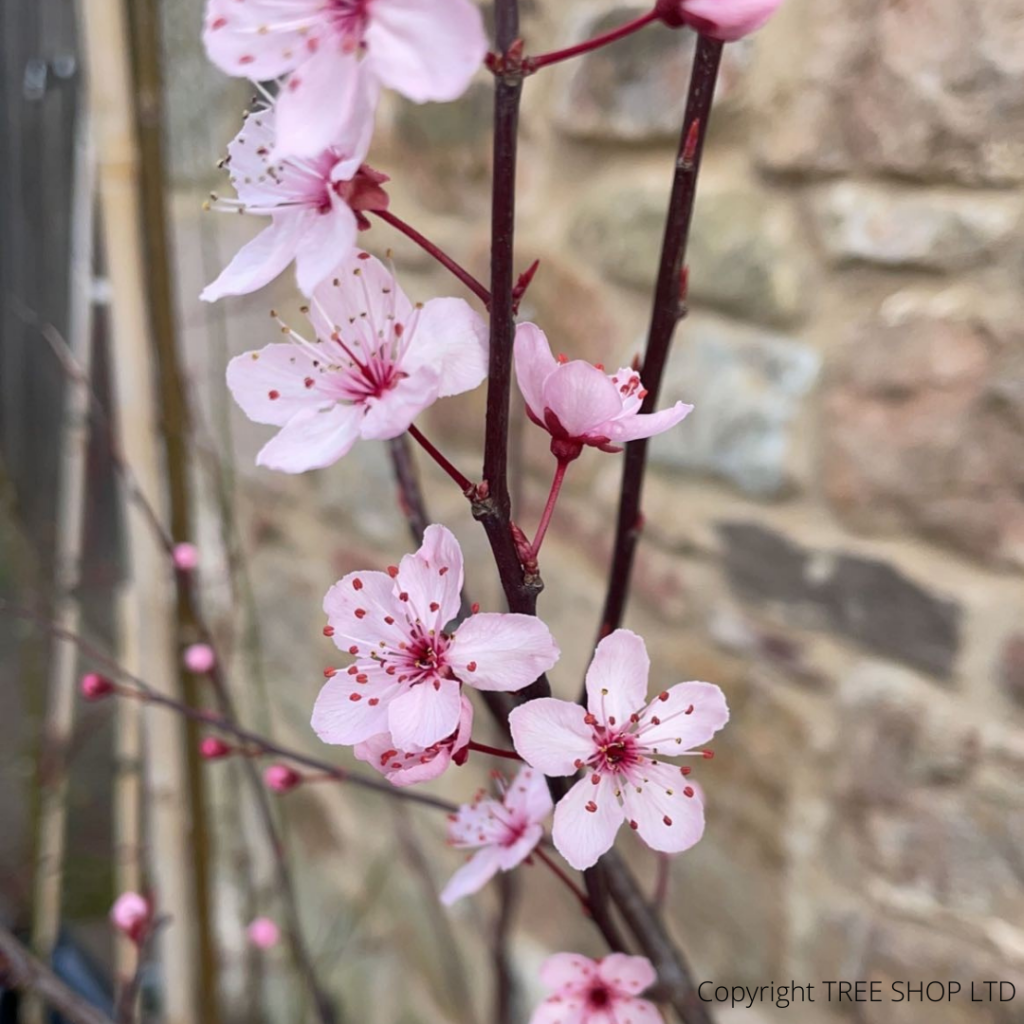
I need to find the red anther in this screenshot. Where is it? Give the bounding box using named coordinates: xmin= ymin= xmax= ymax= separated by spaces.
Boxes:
xmin=663 ymin=815 xmax=673 ymax=826
xmin=200 ymin=737 xmax=232 ymax=760
xmin=685 ymin=704 xmax=694 ymax=715
xmin=304 ymin=377 xmax=315 ymax=389
xmin=658 ymin=691 xmax=670 ymax=702
xmin=347 ymin=666 xmax=359 ymax=675
xmin=323 ymin=625 xmax=335 ymax=637
xmin=680 ymin=766 xmax=692 ymax=776
xmin=368 ymin=697 xmax=379 ymax=706
xmin=387 ymin=565 xmax=399 ymax=578
xmin=585 ymin=801 xmax=598 ymax=813
xmin=702 ymin=750 xmax=714 ymax=760
xmin=384 ymin=615 xmax=395 ymax=625
xmin=629 ymin=819 xmax=639 ymax=830
xmin=354 ymin=608 xmax=366 ymax=619
xmin=583 ymin=713 xmax=598 ymax=725
xmin=683 ymin=786 xmax=695 ymax=798
xmin=574 ymin=758 xmax=585 ymax=769
xmin=268 ymin=390 xmax=280 ymax=400
xmin=466 ymin=661 xmax=477 ymax=672
xmin=399 ymin=591 xmax=409 ymax=602
xmin=357 ymin=251 xmax=371 ymax=260
xmin=80 ymin=672 xmax=115 ymax=701
xmin=471 ymin=602 xmax=480 ymax=614
xmin=438 ymin=566 xmax=449 ymax=576
xmin=591 ymin=774 xmax=601 ymax=785
xmin=429 ymin=602 xmax=439 ymax=612
xmin=323 ymin=667 xmax=337 ymax=678
xmin=682 ymin=118 xmax=701 ymax=166
xmin=352 ymin=577 xmax=363 ymax=590
xmin=348 ymin=645 xmax=359 ymax=655
xmin=349 ymin=693 xmax=362 ymax=702
xmin=650 ymin=716 xmax=660 ymax=726
xmin=210 ymin=16 xmax=227 ymax=29
xmin=557 ymin=353 xmax=568 ymax=364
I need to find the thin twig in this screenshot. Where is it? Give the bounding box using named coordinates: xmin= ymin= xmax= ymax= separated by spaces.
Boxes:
xmin=522 ymin=9 xmax=658 ymax=71
xmin=492 ymin=871 xmax=519 ymax=1024
xmin=0 ymin=924 xmax=114 ymax=1024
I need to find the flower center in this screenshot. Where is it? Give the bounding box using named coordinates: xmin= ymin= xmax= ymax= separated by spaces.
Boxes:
xmin=587 ymin=985 xmax=612 ymax=1009
xmin=588 ymin=730 xmax=642 ymax=775
xmin=326 ymin=0 xmax=370 ymax=42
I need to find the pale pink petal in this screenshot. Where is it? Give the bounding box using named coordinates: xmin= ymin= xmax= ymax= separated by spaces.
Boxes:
xmin=201 ymin=212 xmax=311 ymax=302
xmin=503 ymin=765 xmax=554 ymax=825
xmin=513 ymin=323 xmax=558 ymax=419
xmin=543 ymin=362 xmax=623 ymax=439
xmin=539 ymin=952 xmax=599 ymax=994
xmin=597 ymin=954 xmax=657 ymax=997
xmin=353 ymin=732 xmax=453 ymax=787
xmin=395 ymin=524 xmax=464 ymax=630
xmin=323 ymin=570 xmax=406 ymax=651
xmin=450 ymin=613 xmax=560 ymax=692
xmin=402 ymin=297 xmax=489 ymax=398
xmin=256 ymin=404 xmax=363 ymax=473
xmin=440 ymin=845 xmax=503 ymax=905
xmin=358 ymin=366 xmax=441 ymax=440
xmin=584 ymin=629 xmax=651 ymax=727
xmin=678 ymin=0 xmax=783 ymax=41
xmin=226 ymin=343 xmax=326 ymax=427
xmin=365 ymin=0 xmax=487 ymax=103
xmin=637 ymin=681 xmax=729 ymax=751
xmin=273 ymin=46 xmax=370 ymax=160
xmin=600 ymin=401 xmax=694 ymax=444
xmin=528 ymin=998 xmax=586 ymax=1024
xmin=294 ymin=198 xmax=359 ymax=297
xmin=552 ymin=774 xmax=623 ymax=871
xmin=495 ymin=822 xmax=544 ymax=871
xmin=509 ymin=699 xmax=595 ymax=776
xmin=615 ymin=999 xmax=664 ymax=1024
xmin=620 ymin=762 xmax=705 ymax=855
xmin=311 ymin=670 xmax=400 ymax=745
xmin=387 ymin=675 xmax=462 ymax=749
xmin=308 ymin=251 xmax=414 ymax=342
xmin=203 ymin=0 xmax=320 ymax=80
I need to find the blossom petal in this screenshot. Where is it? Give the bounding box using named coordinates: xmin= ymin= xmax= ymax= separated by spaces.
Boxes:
xmin=255 ymin=404 xmax=362 ymax=473
xmin=227 ymin=343 xmax=327 ymax=426
xmin=358 ymin=366 xmax=441 ymax=440
xmin=636 ymin=681 xmax=729 ymax=751
xmin=509 ymin=698 xmax=595 ymax=776
xmin=513 ymin=323 xmax=558 ymax=419
xmin=202 ymin=0 xmax=319 ymax=80
xmin=528 ymin=998 xmax=586 ymax=1024
xmin=503 ymin=765 xmax=554 ymax=826
xmin=542 ymin=361 xmax=623 ymax=439
xmin=597 ymin=954 xmax=657 ymax=997
xmin=353 ymin=732 xmax=452 ymax=787
xmin=678 ymin=0 xmax=782 ymax=41
xmin=601 ymin=401 xmax=694 ymax=444
xmin=617 ymin=999 xmax=664 ymax=1024
xmin=365 ymin=0 xmax=487 ymax=103
xmin=620 ymin=762 xmax=705 ymax=855
xmin=387 ymin=675 xmax=462 ymax=749
xmin=450 ymin=613 xmax=560 ymax=692
xmin=201 ymin=213 xmax=311 ymax=302
xmin=585 ymin=629 xmax=651 ymax=727
xmin=539 ymin=953 xmax=599 ymax=994
xmin=311 ymin=669 xmax=400 ymax=745
xmin=395 ymin=524 xmax=464 ymax=631
xmin=273 ymin=46 xmax=371 ymax=160
xmin=439 ymin=845 xmax=503 ymax=905
xmin=495 ymin=822 xmax=544 ymax=871
xmin=294 ymin=199 xmax=359 ymax=296
xmin=323 ymin=570 xmax=406 ymax=652
xmin=552 ymin=775 xmax=623 ymax=871
xmin=308 ymin=251 xmax=414 ymax=342
xmin=402 ymin=297 xmax=489 ymax=398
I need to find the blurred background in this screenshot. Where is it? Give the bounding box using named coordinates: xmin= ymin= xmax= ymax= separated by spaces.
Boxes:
xmin=3 ymin=0 xmax=1024 ymax=1021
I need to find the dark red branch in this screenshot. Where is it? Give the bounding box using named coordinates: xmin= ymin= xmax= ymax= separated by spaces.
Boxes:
xmin=468 ymin=740 xmax=523 ymax=762
xmin=408 ymin=424 xmax=475 ymax=495
xmin=524 ymin=9 xmax=658 ymax=71
xmin=593 ymin=36 xmax=724 ymax=667
xmin=373 ymin=208 xmax=491 ymax=308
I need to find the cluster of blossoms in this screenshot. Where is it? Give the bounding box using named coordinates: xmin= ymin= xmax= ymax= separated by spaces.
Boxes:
xmin=195 ymin=0 xmax=782 ymax=1018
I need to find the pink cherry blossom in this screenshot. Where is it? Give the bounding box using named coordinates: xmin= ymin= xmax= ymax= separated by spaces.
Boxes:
xmin=513 ymin=324 xmax=693 ymax=461
xmin=172 ymin=542 xmax=199 ymax=571
xmin=440 ymin=765 xmax=552 ymax=905
xmin=201 ymin=103 xmax=388 ymax=302
xmin=530 ymin=952 xmax=663 ymax=1024
xmin=509 ymin=629 xmax=728 ymax=871
xmin=80 ymin=672 xmax=115 ymax=701
xmin=203 ymin=0 xmax=487 ymax=160
xmin=265 ymin=764 xmax=303 ymax=793
xmin=183 ymin=643 xmax=216 ymax=674
xmin=656 ymin=0 xmax=783 ymax=40
xmin=313 ymin=525 xmax=560 ymax=751
xmin=110 ymin=892 xmax=152 ymax=944
xmin=247 ymin=917 xmax=281 ymax=949
xmin=226 ymin=251 xmax=488 ymax=473
xmin=355 ymin=695 xmax=473 ymax=787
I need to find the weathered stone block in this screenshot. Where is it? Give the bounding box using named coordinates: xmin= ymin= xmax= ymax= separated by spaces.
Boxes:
xmin=718 ymin=523 xmax=962 ymax=679
xmin=650 ymin=317 xmax=820 ymax=497
xmin=822 ymin=294 xmax=1024 ymax=568
xmin=813 ymin=183 xmax=1023 ymax=271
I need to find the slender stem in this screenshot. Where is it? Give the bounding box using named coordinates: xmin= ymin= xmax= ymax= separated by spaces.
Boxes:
xmin=533 ymin=846 xmax=590 ymax=910
xmin=0 ymin=924 xmax=115 ymax=1024
xmin=529 ymin=459 xmax=569 ymax=559
xmin=373 ymin=208 xmax=491 ymax=308
xmin=407 ymin=424 xmax=474 ymax=494
xmin=468 ymin=740 xmax=522 ymax=762
xmin=493 ymin=872 xmax=520 ymax=1024
xmin=525 ymin=10 xmax=658 ymax=70
xmin=592 ymin=36 xmax=724 ymax=676
xmin=388 ymin=436 xmax=430 ymax=544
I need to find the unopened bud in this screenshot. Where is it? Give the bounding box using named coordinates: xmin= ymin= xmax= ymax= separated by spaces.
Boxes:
xmin=81 ymin=672 xmax=115 ymax=701
xmin=264 ymin=764 xmax=302 ymax=793
xmin=183 ymin=643 xmax=216 ymax=674
xmin=172 ymin=542 xmax=199 ymax=571
xmin=200 ymin=737 xmax=233 ymax=760
xmin=110 ymin=892 xmax=152 ymax=944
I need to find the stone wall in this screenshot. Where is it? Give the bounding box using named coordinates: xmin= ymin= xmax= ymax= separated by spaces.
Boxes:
xmin=168 ymin=0 xmax=1024 ymax=1019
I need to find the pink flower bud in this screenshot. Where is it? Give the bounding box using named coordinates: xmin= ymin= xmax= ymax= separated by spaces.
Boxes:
xmin=264 ymin=764 xmax=302 ymax=793
xmin=110 ymin=892 xmax=151 ymax=944
xmin=81 ymin=672 xmax=115 ymax=701
xmin=200 ymin=737 xmax=232 ymax=760
xmin=655 ymin=0 xmax=783 ymax=40
xmin=247 ymin=917 xmax=280 ymax=949
xmin=183 ymin=643 xmax=216 ymax=674
xmin=172 ymin=542 xmax=199 ymax=571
